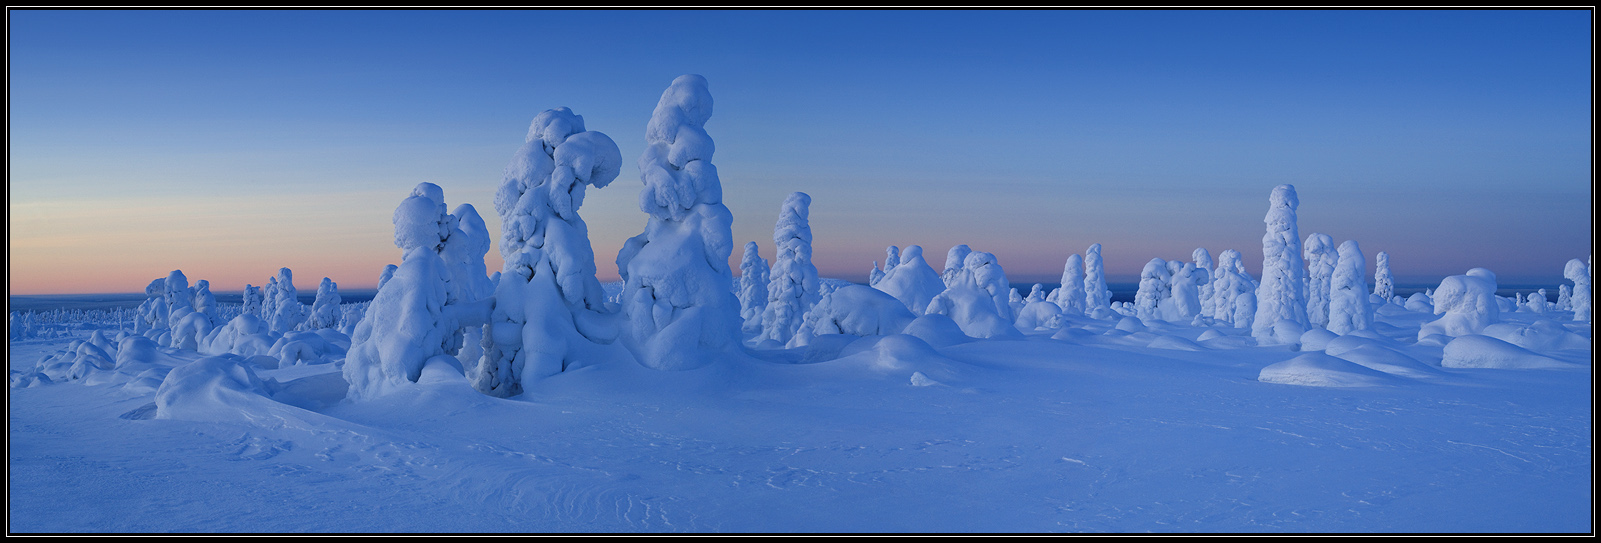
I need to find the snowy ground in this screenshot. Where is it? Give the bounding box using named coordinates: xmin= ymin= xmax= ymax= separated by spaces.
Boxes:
xmin=7 ymin=304 xmax=1590 ymax=533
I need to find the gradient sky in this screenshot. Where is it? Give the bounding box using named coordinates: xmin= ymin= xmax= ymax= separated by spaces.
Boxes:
xmin=9 ymin=10 xmax=1593 ymax=295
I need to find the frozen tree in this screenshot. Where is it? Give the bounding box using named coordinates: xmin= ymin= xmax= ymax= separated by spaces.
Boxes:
xmin=1193 ymin=248 xmax=1215 ymax=319
xmin=307 ymin=278 xmax=342 ymax=330
xmin=1303 ymin=233 xmax=1336 ymax=328
xmin=242 ymin=285 xmax=263 ymax=317
xmin=441 ymin=202 xmax=494 ymax=371
xmin=377 ymin=264 xmax=399 ymax=292
xmin=1326 ymin=240 xmax=1371 ymax=335
xmin=1210 ymin=249 xmax=1255 ymax=328
xmin=884 ymin=246 xmax=901 ymax=274
xmin=1169 ymin=262 xmax=1204 ymax=323
xmin=761 ymin=192 xmax=820 ymax=346
xmin=1253 ymin=185 xmax=1309 ymax=343
xmin=942 ymin=244 xmax=972 ymax=288
xmin=1556 ymin=284 xmax=1573 ymax=311
xmin=1025 ymin=284 xmax=1046 ymax=303
xmin=616 ymin=75 xmax=742 ymax=370
xmin=926 ymin=251 xmax=1019 ymax=338
xmin=1134 ymin=258 xmax=1170 ymax=322
xmin=1046 ymin=253 xmax=1087 ymax=316
xmin=869 ymin=262 xmax=886 ymax=287
xmin=738 ymin=241 xmax=770 ymax=334
xmin=1084 ymin=243 xmax=1113 ymax=319
xmin=1565 ymin=258 xmax=1591 ymax=322
xmin=1419 ymin=268 xmax=1501 ymax=339
xmin=192 ymin=279 xmax=218 ymax=326
xmin=1524 ymin=288 xmax=1549 ymax=315
xmin=346 ymin=184 xmax=491 ymax=399
xmin=1374 ymin=251 xmax=1395 ymax=301
xmin=873 ymin=245 xmax=944 ymax=316
xmin=267 ymin=268 xmax=306 ymax=335
xmin=475 ymin=107 xmax=623 ymax=396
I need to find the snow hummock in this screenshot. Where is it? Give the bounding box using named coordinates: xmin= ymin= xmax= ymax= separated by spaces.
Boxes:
xmin=1259 ymin=352 xmax=1401 ymax=387
xmin=1440 ymin=334 xmax=1572 ymax=369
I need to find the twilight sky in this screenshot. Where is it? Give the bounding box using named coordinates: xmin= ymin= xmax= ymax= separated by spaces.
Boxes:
xmin=9 ymin=10 xmax=1593 ymax=295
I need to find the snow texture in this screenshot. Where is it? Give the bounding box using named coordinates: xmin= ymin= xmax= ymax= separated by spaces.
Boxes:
xmin=617 ymin=75 xmax=743 ymax=371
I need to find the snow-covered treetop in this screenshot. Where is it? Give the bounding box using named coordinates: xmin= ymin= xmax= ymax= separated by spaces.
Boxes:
xmin=639 ymin=74 xmax=719 ymax=221
xmin=394 ymin=192 xmax=450 ymax=253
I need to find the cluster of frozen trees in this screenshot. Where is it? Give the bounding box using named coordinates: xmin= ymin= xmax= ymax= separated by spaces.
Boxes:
xmin=73 ymin=75 xmax=1588 ymax=404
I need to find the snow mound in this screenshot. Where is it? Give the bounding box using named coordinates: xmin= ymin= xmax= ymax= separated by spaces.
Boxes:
xmin=1440 ymin=335 xmax=1573 ymax=370
xmin=1258 ymin=352 xmax=1401 ymax=387
xmin=1330 ymin=345 xmax=1442 ymax=379
xmin=900 ymin=313 xmax=973 ymax=348
xmin=789 ymin=285 xmax=916 ymax=347
xmin=1481 ymin=321 xmax=1591 ymax=352
xmin=154 ymin=356 xmax=275 ymax=422
xmin=872 ymin=245 xmax=944 ymax=316
xmin=1298 ymin=328 xmax=1338 ymax=351
xmin=1147 ymin=334 xmax=1205 ymax=351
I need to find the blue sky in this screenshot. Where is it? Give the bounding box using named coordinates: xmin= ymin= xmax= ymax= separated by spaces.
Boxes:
xmin=9 ymin=10 xmax=1592 ymax=294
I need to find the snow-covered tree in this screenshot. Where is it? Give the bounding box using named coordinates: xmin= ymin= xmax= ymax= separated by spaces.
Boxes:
xmin=761 ymin=192 xmax=820 ymax=346
xmin=1135 ymin=258 xmax=1170 ymax=322
xmin=1169 ymin=262 xmax=1204 ymax=323
xmin=1565 ymin=258 xmax=1591 ymax=322
xmin=377 ymin=264 xmax=399 ymax=292
xmin=943 ymin=244 xmax=972 ymax=288
xmin=884 ymin=246 xmax=900 ymax=275
xmin=1084 ymin=243 xmax=1113 ymax=319
xmin=307 ymin=278 xmax=342 ymax=330
xmin=267 ymin=268 xmax=306 ymax=335
xmin=738 ymin=241 xmax=770 ymax=334
xmin=475 ymin=107 xmax=623 ymax=396
xmin=192 ymin=279 xmax=218 ymax=326
xmin=242 ymin=285 xmax=263 ymax=317
xmin=1524 ymin=288 xmax=1550 ymax=315
xmin=1556 ymin=284 xmax=1573 ymax=311
xmin=1193 ymin=248 xmax=1215 ymax=319
xmin=1326 ymin=240 xmax=1371 ymax=335
xmin=1419 ymin=268 xmax=1500 ymax=339
xmin=873 ymin=245 xmax=944 ymax=316
xmin=616 ymin=75 xmax=742 ymax=370
xmin=1303 ymin=233 xmax=1336 ymax=328
xmin=1046 ymin=253 xmax=1087 ymax=316
xmin=346 ymin=184 xmax=489 ymax=400
xmin=1374 ymin=251 xmax=1395 ymax=301
xmin=1253 ymin=184 xmax=1309 ymax=343
xmin=1210 ymin=249 xmax=1253 ymax=328
xmin=926 ymin=251 xmax=1019 ymax=338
